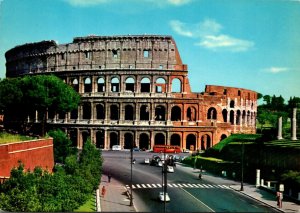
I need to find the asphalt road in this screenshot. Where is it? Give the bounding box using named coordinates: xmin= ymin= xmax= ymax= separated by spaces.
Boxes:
xmin=102 ymin=150 xmax=280 ymax=212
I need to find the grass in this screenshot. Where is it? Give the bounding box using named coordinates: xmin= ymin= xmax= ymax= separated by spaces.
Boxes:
xmin=0 ymin=132 xmax=36 ymax=145
xmin=74 ymin=194 xmax=96 ymax=212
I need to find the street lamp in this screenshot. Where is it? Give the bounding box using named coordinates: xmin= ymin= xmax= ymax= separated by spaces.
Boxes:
xmin=130 ymin=139 xmax=133 ymax=206
xmin=240 ymin=141 xmax=244 ymax=191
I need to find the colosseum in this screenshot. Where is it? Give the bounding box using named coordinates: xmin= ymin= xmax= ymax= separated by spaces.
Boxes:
xmin=5 ymin=35 xmax=257 ymax=151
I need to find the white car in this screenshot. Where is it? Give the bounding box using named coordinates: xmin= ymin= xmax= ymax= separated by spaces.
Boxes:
xmin=157 ymin=160 xmax=163 ymax=167
xmin=167 ymin=166 xmax=174 ymax=173
xmin=158 ymin=192 xmax=170 ymax=202
xmin=144 ymin=158 xmax=150 ymax=164
xmin=112 ymin=145 xmax=121 ymax=151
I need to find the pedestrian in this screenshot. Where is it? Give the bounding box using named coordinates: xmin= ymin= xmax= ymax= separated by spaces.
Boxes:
xmin=108 ymin=173 xmax=111 ymax=183
xmin=101 ymin=186 xmax=106 ymax=198
xmin=279 ymin=192 xmax=283 ymax=208
xmin=276 ymin=191 xmax=280 ymax=207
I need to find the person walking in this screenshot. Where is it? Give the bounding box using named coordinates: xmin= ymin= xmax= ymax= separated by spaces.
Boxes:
xmin=101 ymin=186 xmax=106 ymax=198
xmin=108 ymin=173 xmax=112 ymax=183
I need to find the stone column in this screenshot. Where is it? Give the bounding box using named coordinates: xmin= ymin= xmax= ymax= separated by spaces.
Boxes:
xmin=291 ymin=108 xmax=297 ymax=140
xmin=277 ymin=116 xmax=283 ymax=140
xmin=256 ymin=169 xmax=260 ymax=187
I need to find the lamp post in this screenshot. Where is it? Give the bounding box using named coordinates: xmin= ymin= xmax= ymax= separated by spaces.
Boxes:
xmin=130 ymin=140 xmax=133 ymax=206
xmin=163 ymin=147 xmax=167 ymax=213
xmin=240 ymin=141 xmax=244 ymax=191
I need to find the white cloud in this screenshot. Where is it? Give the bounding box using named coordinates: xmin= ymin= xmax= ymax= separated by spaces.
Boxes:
xmin=170 ymin=19 xmax=254 ymax=52
xmin=196 ymin=34 xmax=254 ymax=52
xmin=167 ymin=0 xmax=193 ymax=6
xmin=64 ymin=0 xmax=108 ymax=6
xmin=262 ymin=67 xmax=289 ymax=73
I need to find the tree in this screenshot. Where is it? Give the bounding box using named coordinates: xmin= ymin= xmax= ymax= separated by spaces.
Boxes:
xmin=0 ymin=75 xmax=80 ymax=136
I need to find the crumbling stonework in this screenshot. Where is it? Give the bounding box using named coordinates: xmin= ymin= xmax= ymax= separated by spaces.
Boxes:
xmin=5 ymin=35 xmax=257 ymax=151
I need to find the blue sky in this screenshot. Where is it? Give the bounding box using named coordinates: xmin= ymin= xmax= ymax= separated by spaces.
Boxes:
xmin=0 ymin=0 xmax=299 ymax=102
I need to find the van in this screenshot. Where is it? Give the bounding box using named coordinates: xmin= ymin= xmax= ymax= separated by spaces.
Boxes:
xmin=112 ymin=145 xmax=121 ymax=151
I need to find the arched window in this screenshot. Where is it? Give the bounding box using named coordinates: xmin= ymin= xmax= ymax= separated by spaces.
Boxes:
xmin=124 ymin=133 xmax=134 ymax=149
xmin=155 ymin=78 xmax=166 ymax=93
xmin=125 ymin=105 xmax=134 ymax=120
xmin=141 ymin=77 xmax=150 ymax=93
xmin=207 ymin=107 xmax=217 ymax=120
xmin=155 ymin=133 xmax=165 ymax=145
xmin=125 ymin=77 xmax=135 ymax=92
xmin=230 ymin=100 xmax=235 ymax=108
xmin=187 ymin=107 xmax=196 ymax=121
xmin=82 ymin=103 xmax=91 ymax=119
xmin=222 ymin=109 xmax=227 ymax=122
xmin=230 ymin=110 xmax=234 ymax=124
xmin=170 ymin=134 xmax=181 ymax=146
xmin=236 ymin=110 xmax=241 ymax=125
xmin=171 ymin=106 xmax=181 ymax=121
xmin=139 ymin=133 xmax=149 ymax=150
xmin=201 ymin=134 xmax=211 ymax=150
xmin=96 ymin=104 xmax=105 ymax=120
xmin=171 ymin=78 xmax=181 ymax=93
xmin=97 ymin=77 xmax=105 ymax=92
xmin=110 ymin=132 xmax=119 ymax=148
xmin=186 ymin=134 xmax=196 ymax=151
xmin=155 ymin=105 xmax=165 ymax=121
xmin=84 ymin=77 xmax=92 ymax=93
xmin=96 ymin=131 xmax=104 ymax=149
xmin=111 ymin=77 xmax=119 ymax=92
xmin=140 ymin=105 xmax=149 ymax=120
xmin=110 ymin=105 xmax=119 ymax=120
xmin=72 ymin=78 xmax=79 ymax=92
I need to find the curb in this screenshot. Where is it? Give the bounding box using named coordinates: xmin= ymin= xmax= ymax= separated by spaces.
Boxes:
xmin=229 ymin=185 xmax=285 ymax=213
xmin=125 ymin=186 xmax=137 ymax=212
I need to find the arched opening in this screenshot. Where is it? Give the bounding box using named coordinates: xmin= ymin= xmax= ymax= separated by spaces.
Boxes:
xmin=222 ymin=109 xmax=227 ymax=122
xmin=236 ymin=110 xmax=241 ymax=125
xmin=220 ymin=134 xmax=227 ymax=142
xmin=96 ymin=131 xmax=104 ymax=149
xmin=242 ymin=110 xmax=246 ymax=124
xmin=187 ymin=107 xmax=196 ymax=121
xmin=110 ymin=132 xmax=119 ymax=148
xmin=82 ymin=103 xmax=91 ymax=120
xmin=82 ymin=131 xmax=90 ymax=146
xmin=70 ymin=108 xmax=78 ymax=119
xmin=247 ymin=111 xmax=251 ymax=125
xmin=97 ymin=77 xmax=105 ymax=92
xmin=111 ymin=77 xmax=120 ymax=92
xmin=186 ymin=134 xmax=196 ymax=151
xmin=69 ymin=129 xmax=78 ymax=147
xmin=207 ymin=107 xmax=217 ymax=120
xmin=110 ymin=105 xmax=119 ymax=120
xmin=201 ymin=134 xmax=211 ymax=150
xmin=155 ymin=133 xmax=165 ymax=145
xmin=230 ymin=110 xmax=234 ymax=125
xmin=155 ymin=78 xmax=166 ymax=93
xmin=171 ymin=106 xmax=181 ymax=121
xmin=139 ymin=133 xmax=149 ymax=150
xmin=125 ymin=105 xmax=134 ymax=120
xmin=141 ymin=77 xmax=150 ymax=93
xmin=72 ymin=78 xmax=79 ymax=92
xmin=96 ymin=104 xmax=105 ymax=120
xmin=124 ymin=133 xmax=134 ymax=149
xmin=84 ymin=77 xmax=92 ymax=93
xmin=155 ymin=105 xmax=165 ymax=121
xmin=170 ymin=134 xmax=181 ymax=147
xmin=140 ymin=105 xmax=149 ymax=120
xmin=171 ymin=78 xmax=181 ymax=93
xmin=230 ymin=100 xmax=235 ymax=108
xmin=125 ymin=77 xmax=135 ymax=92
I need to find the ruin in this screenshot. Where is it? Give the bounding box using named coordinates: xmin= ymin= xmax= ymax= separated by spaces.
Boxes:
xmin=5 ymin=35 xmax=257 ymax=151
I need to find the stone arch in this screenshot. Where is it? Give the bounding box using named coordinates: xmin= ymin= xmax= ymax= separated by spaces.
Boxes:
xmin=125 ymin=105 xmax=134 ymax=120
xmin=141 ymin=77 xmax=150 ymax=93
xmin=109 ymin=132 xmax=119 ymax=148
xmin=125 ymin=77 xmax=135 ymax=92
xmin=69 ymin=129 xmax=78 ymax=147
xmin=236 ymin=110 xmax=241 ymax=125
xmin=247 ymin=110 xmax=251 ymax=125
xmin=242 ymin=110 xmax=246 ymax=124
xmin=82 ymin=102 xmax=91 ymax=120
xmin=230 ymin=110 xmax=234 ymax=125
xmin=96 ymin=130 xmax=104 ymax=149
xmin=70 ymin=108 xmax=78 ymax=119
xmin=171 ymin=106 xmax=181 ymax=121
xmin=97 ymin=77 xmax=105 ymax=92
xmin=72 ymin=78 xmax=79 ymax=92
xmin=139 ymin=133 xmax=149 ymax=150
xmin=111 ymin=77 xmax=120 ymax=92
xmin=186 ymin=134 xmax=196 ymax=151
xmin=82 ymin=131 xmax=90 ymax=146
xmin=140 ymin=105 xmax=150 ymax=121
xmin=84 ymin=77 xmax=92 ymax=93
xmin=110 ymin=104 xmax=119 ymax=120
xmin=155 ymin=105 xmax=166 ymax=121
xmin=207 ymin=107 xmax=217 ymax=120
xmin=124 ymin=132 xmax=134 ymax=149
xmin=201 ymin=134 xmax=211 ymax=150
xmin=187 ymin=106 xmax=196 ymax=121
xmin=96 ymin=104 xmax=105 ymax=120
xmin=230 ymin=100 xmax=235 ymax=108
xmin=155 ymin=77 xmax=166 ymax=93
xmin=171 ymin=78 xmax=181 ymax=93
xmin=155 ymin=133 xmax=165 ymax=145
xmin=222 ymin=109 xmax=228 ymax=122
xmin=220 ymin=134 xmax=227 ymax=142
xmin=170 ymin=134 xmax=181 ymax=146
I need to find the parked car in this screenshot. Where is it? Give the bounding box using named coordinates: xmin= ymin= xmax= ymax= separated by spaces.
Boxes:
xmin=158 ymin=192 xmax=170 ymax=202
xmin=167 ymin=166 xmax=174 ymax=173
xmin=133 ymin=147 xmax=140 ymax=151
xmin=144 ymin=158 xmax=150 ymax=164
xmin=150 ymin=155 xmax=161 ymax=166
xmin=112 ymin=145 xmax=121 ymax=151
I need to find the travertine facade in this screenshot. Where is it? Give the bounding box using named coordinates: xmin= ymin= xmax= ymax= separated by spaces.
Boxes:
xmin=5 ymin=35 xmax=257 ymax=151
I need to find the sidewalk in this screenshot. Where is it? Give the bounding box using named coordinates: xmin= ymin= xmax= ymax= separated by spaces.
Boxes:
xmin=99 ymin=174 xmax=136 ymax=212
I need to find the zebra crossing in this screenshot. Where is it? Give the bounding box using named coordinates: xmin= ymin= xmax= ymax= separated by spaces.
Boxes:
xmin=125 ymin=183 xmax=231 ymax=190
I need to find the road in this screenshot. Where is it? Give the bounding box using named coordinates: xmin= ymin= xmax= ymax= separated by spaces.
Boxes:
xmin=102 ymin=150 xmax=280 ymax=212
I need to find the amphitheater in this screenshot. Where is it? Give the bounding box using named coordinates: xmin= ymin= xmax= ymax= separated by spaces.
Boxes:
xmin=5 ymin=35 xmax=257 ymax=151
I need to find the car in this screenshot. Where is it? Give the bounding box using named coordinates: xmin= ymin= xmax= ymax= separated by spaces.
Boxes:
xmin=133 ymin=147 xmax=140 ymax=151
xmin=183 ymin=149 xmax=190 ymax=153
xmin=167 ymin=166 xmax=174 ymax=173
xmin=112 ymin=145 xmax=121 ymax=151
xmin=144 ymin=158 xmax=150 ymax=164
xmin=158 ymin=192 xmax=170 ymax=202
xmin=150 ymin=155 xmax=161 ymax=166
xmin=157 ymin=160 xmax=163 ymax=167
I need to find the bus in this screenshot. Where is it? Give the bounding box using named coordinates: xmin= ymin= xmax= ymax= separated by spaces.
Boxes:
xmin=152 ymin=145 xmax=182 ymax=153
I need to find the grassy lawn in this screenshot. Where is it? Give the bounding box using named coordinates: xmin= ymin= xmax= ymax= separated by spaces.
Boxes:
xmin=74 ymin=194 xmax=96 ymax=212
xmin=0 ymin=132 xmax=36 ymax=144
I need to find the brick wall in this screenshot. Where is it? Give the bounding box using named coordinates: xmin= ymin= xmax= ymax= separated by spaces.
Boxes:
xmin=0 ymin=138 xmax=54 ymax=177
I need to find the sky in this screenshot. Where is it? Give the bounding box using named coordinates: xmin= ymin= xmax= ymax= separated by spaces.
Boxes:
xmin=0 ymin=0 xmax=299 ymax=102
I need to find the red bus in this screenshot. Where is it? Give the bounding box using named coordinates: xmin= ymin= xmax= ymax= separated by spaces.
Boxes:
xmin=152 ymin=145 xmax=182 ymax=153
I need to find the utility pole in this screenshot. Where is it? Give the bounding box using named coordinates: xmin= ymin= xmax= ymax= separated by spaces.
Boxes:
xmin=240 ymin=141 xmax=244 ymax=191
xmin=130 ymin=141 xmax=133 ymax=206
